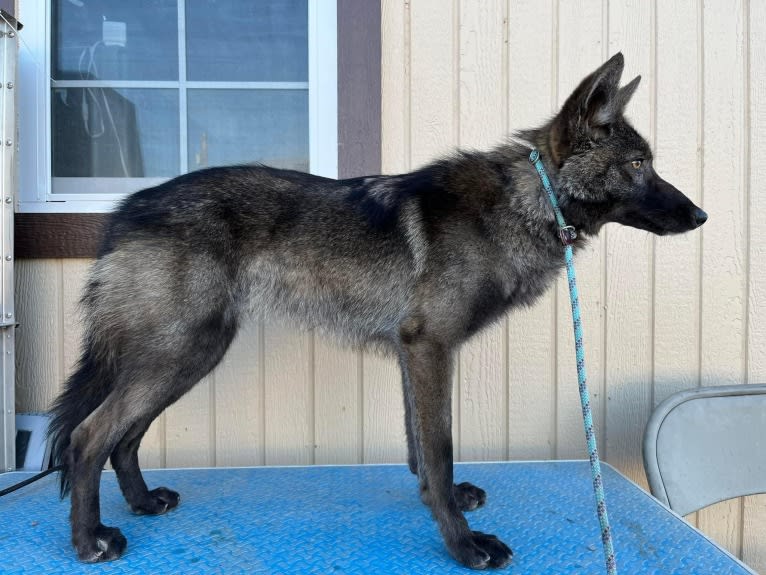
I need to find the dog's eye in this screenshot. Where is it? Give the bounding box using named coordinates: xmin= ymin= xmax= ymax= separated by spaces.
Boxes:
xmin=631 ymin=159 xmax=643 ymax=169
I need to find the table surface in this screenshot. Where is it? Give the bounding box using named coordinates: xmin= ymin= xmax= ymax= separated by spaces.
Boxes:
xmin=0 ymin=461 xmax=756 ymax=574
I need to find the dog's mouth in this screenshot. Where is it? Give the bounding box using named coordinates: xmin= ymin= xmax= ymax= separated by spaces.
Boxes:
xmin=615 ymin=207 xmax=707 ymax=236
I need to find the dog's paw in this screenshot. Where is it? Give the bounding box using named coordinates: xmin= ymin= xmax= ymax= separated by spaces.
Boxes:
xmin=130 ymin=486 xmax=180 ymax=515
xmin=454 ymin=482 xmax=487 ymax=511
xmin=450 ymin=530 xmax=513 ymax=570
xmin=75 ymin=524 xmax=127 ymax=563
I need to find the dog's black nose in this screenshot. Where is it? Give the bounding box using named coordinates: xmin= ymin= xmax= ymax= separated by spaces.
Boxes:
xmin=694 ymin=208 xmax=708 ymax=227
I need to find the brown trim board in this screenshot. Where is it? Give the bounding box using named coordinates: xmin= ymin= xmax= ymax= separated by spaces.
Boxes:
xmin=17 ymin=1 xmax=382 ymax=259
xmin=15 ymin=213 xmax=106 ymax=258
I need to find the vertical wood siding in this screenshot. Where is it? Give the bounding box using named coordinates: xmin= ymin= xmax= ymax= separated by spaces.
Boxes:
xmin=15 ymin=0 xmax=766 ymax=569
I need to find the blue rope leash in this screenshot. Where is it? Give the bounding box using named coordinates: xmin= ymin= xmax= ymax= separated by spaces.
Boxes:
xmin=528 ymin=149 xmax=617 ymax=575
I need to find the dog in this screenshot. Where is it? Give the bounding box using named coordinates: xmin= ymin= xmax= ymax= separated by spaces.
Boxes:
xmin=48 ymin=53 xmax=706 ymax=569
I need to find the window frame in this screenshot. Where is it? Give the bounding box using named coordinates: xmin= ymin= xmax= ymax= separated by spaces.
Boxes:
xmin=18 ymin=0 xmax=338 ymax=213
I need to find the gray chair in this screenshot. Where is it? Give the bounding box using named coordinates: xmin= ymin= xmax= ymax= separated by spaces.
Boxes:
xmin=643 ymin=384 xmax=766 ymax=517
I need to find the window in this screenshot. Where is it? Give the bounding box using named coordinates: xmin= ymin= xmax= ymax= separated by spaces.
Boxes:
xmin=18 ymin=0 xmax=338 ymax=212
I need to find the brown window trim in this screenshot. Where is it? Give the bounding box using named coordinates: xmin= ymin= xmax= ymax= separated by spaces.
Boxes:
xmin=16 ymin=0 xmax=380 ymax=259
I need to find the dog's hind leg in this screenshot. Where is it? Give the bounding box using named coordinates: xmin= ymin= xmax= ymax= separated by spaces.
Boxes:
xmin=110 ymin=414 xmax=179 ymax=516
xmin=400 ymin=324 xmax=512 ymax=569
xmin=69 ymin=312 xmax=238 ymax=562
xmin=69 ymin=368 xmax=222 ymax=561
xmin=68 ymin=381 xmax=172 ymax=562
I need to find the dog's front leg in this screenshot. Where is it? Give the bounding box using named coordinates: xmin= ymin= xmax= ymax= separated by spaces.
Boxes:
xmin=401 ymin=330 xmax=512 ymax=569
xmin=399 ymin=356 xmax=488 ymax=512
xmin=399 ymin=361 xmax=420 ymax=476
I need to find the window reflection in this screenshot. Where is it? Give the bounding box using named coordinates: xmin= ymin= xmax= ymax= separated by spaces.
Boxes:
xmin=186 ymin=0 xmax=308 ymax=82
xmin=50 ymin=0 xmax=310 ymax=188
xmin=188 ymin=90 xmax=308 ymax=172
xmin=52 ymin=88 xmax=179 ymax=179
xmin=52 ymin=0 xmax=179 ymax=81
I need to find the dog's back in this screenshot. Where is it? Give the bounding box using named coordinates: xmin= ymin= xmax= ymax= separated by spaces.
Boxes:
xmin=91 ymin=166 xmax=426 ymax=350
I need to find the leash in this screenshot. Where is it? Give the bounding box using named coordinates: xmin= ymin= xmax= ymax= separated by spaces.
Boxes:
xmin=529 ymin=149 xmax=618 ymax=575
xmin=0 ymin=465 xmax=65 ymax=497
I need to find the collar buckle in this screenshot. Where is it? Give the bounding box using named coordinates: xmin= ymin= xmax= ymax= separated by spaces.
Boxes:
xmin=559 ymin=225 xmax=578 ymax=246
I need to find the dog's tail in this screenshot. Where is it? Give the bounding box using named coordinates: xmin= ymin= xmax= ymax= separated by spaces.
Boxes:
xmin=47 ymin=340 xmax=115 ymax=497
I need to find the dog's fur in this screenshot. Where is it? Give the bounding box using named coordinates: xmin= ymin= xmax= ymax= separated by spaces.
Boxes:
xmin=48 ymin=53 xmax=706 ymax=568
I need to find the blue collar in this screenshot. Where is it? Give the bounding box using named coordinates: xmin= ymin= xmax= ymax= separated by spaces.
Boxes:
xmin=528 ymin=149 xmax=578 ymax=246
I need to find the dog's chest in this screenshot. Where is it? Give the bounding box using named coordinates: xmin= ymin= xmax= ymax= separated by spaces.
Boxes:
xmin=464 ymin=258 xmax=561 ymax=338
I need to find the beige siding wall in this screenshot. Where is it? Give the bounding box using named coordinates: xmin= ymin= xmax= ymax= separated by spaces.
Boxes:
xmin=15 ymin=0 xmax=766 ymax=570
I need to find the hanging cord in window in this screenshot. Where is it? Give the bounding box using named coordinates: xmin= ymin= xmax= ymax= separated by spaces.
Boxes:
xmin=78 ymin=40 xmax=131 ymax=177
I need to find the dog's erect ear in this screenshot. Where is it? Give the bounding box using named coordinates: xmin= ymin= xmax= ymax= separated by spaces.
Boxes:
xmin=580 ymin=52 xmax=625 ymax=126
xmin=575 ymin=52 xmax=629 ymax=142
xmin=549 ymin=53 xmax=636 ymax=166
xmin=616 ymin=75 xmax=641 ymax=111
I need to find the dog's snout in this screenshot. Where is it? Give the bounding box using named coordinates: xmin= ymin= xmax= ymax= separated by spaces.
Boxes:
xmin=693 ymin=208 xmax=708 ymax=228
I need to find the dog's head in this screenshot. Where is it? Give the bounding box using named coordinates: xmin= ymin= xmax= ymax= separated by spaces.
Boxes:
xmin=546 ymin=52 xmax=707 ymax=236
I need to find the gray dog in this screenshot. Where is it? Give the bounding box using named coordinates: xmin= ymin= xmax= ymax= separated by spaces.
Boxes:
xmin=48 ymin=53 xmax=706 ymax=569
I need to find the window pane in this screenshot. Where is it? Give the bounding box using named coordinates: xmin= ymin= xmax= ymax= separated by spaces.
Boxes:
xmin=187 ymin=90 xmax=308 ymax=171
xmin=186 ymin=0 xmax=308 ymax=82
xmin=52 ymin=88 xmax=179 ymax=180
xmin=52 ymin=0 xmax=178 ymax=81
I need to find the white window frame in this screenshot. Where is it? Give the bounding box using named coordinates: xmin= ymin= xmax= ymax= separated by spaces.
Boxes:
xmin=18 ymin=0 xmax=337 ymax=213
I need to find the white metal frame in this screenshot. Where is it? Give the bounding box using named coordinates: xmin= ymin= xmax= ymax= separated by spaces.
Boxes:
xmin=18 ymin=0 xmax=338 ymax=213
xmin=0 ymin=15 xmax=16 ymax=472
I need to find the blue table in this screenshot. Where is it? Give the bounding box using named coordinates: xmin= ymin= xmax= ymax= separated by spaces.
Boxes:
xmin=0 ymin=461 xmax=755 ymax=574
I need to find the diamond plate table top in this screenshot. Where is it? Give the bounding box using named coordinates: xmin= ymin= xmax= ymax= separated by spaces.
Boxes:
xmin=0 ymin=461 xmax=755 ymax=574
